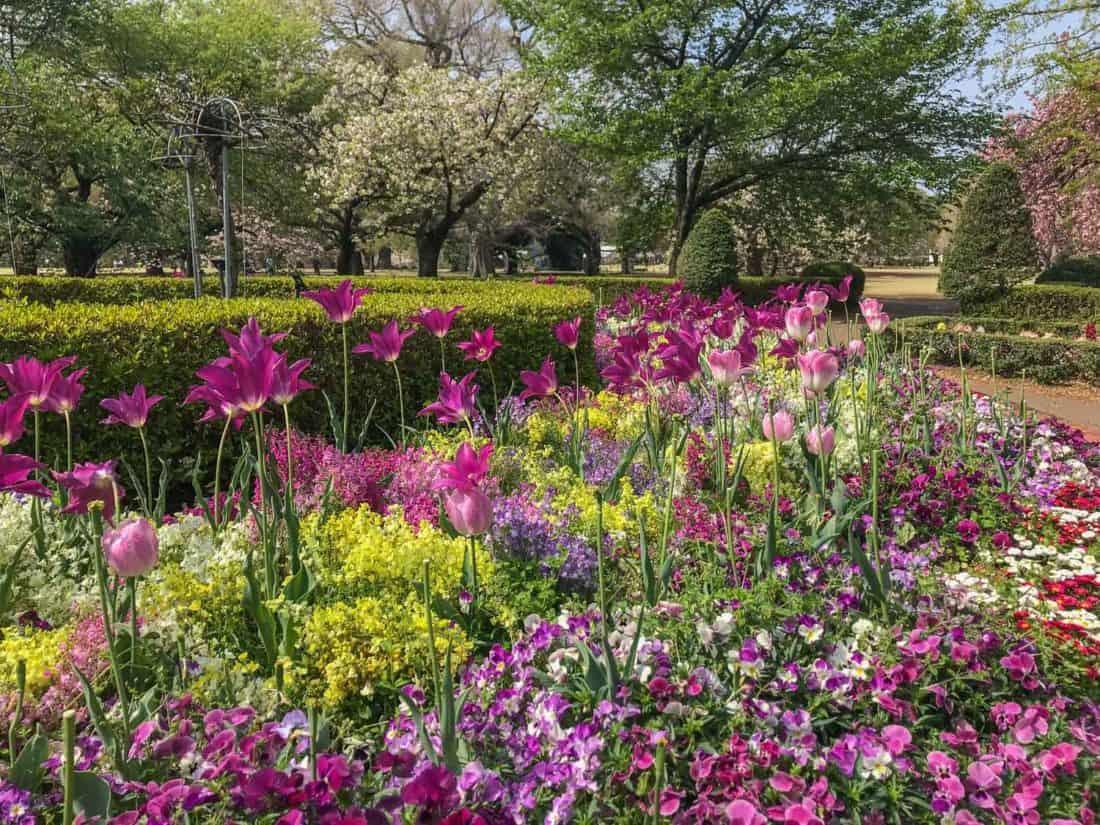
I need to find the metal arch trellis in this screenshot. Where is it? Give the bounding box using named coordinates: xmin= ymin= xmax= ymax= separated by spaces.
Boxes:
xmin=152 ymin=126 xmax=204 ymax=297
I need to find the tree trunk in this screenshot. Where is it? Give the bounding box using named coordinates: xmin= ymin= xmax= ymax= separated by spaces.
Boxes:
xmin=620 ymin=250 xmax=634 ymax=274
xmin=336 ymin=239 xmax=363 ymax=275
xmin=416 ymin=232 xmax=446 ymax=278
xmin=376 ymin=246 xmax=393 ymax=269
xmin=668 ymin=205 xmax=697 ymax=278
xmin=62 ymin=240 xmax=100 ymax=277
xmin=582 ymin=233 xmax=601 ymax=275
xmin=12 ymin=244 xmax=37 ymax=275
xmin=469 ymin=230 xmax=495 ymax=278
xmin=746 ymin=234 xmax=765 ymax=277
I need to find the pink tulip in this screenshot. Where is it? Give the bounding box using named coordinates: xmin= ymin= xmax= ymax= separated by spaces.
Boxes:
xmin=302 ymin=279 xmax=373 ymax=323
xmin=101 ymin=385 xmax=164 ymax=429
xmin=435 ymin=442 xmax=493 ymax=492
xmin=0 ymin=355 xmax=77 ymax=410
xmin=0 ymin=453 xmax=48 ymax=497
xmin=519 ymin=357 xmax=558 ymax=401
xmin=805 ymin=425 xmax=836 ymax=456
xmin=44 ymin=367 xmax=86 ymax=415
xmin=707 ymin=349 xmax=751 ymax=386
xmin=419 ymin=372 xmax=480 ymax=425
xmin=826 ymin=275 xmax=853 ymax=303
xmin=804 ymin=289 xmax=830 ymax=315
xmin=553 ymin=317 xmax=582 ymax=350
xmin=353 ymin=321 xmax=415 ymax=363
xmin=457 ymin=327 xmax=502 ymax=362
xmin=0 ymin=394 xmax=29 ymax=447
xmin=53 ymin=460 xmax=123 ymax=521
xmin=414 ymin=306 xmax=463 ymax=339
xmin=269 ymin=357 xmax=315 ymax=406
xmin=797 ymin=350 xmax=839 ymax=395
xmin=221 ymin=318 xmax=287 ymax=359
xmin=784 ymin=305 xmax=814 ymax=342
xmin=859 ymin=297 xmax=884 ymax=317
xmin=847 ymin=338 xmax=866 ymax=358
xmin=443 ymin=487 xmax=492 ymax=536
xmin=866 ymin=312 xmax=890 ymax=335
xmin=762 ymin=410 xmax=795 ymax=443
xmin=103 ymin=517 xmax=159 ymax=577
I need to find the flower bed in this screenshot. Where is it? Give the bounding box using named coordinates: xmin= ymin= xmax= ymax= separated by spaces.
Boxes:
xmin=0 ymin=281 xmax=1094 ymax=824
xmin=894 ymin=316 xmax=1100 ymax=384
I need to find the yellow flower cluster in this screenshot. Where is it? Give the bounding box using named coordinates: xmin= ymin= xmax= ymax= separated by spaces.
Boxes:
xmin=0 ymin=626 xmax=69 ymax=694
xmin=585 ymin=391 xmax=646 ymax=441
xmin=739 ymin=440 xmax=781 ymax=495
xmin=304 ymin=507 xmax=485 ymax=599
xmin=523 ymin=410 xmax=566 ymax=447
xmin=538 ymin=468 xmax=660 ymax=543
xmin=301 ymin=593 xmax=471 ymax=707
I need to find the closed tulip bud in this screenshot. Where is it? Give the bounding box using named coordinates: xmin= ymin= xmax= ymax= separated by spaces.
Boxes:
xmin=707 ymin=349 xmax=751 ymax=386
xmin=762 ymin=410 xmax=795 ymax=443
xmin=805 ymin=425 xmax=836 ymax=456
xmin=444 ymin=487 xmax=492 ymax=537
xmin=805 ymin=289 xmax=829 ymax=315
xmin=103 ymin=517 xmax=159 ymax=577
xmin=784 ymin=305 xmax=814 ymax=342
xmin=866 ymin=312 xmax=890 ymax=335
xmin=848 ymin=339 xmax=866 ymax=358
xmin=797 ymin=350 xmax=839 ymax=395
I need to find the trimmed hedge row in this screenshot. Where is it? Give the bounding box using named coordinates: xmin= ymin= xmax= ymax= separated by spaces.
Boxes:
xmin=0 ymin=272 xmax=863 ymax=309
xmin=892 ymin=315 xmax=1100 ymax=385
xmin=959 ymin=285 xmax=1100 ymax=323
xmin=1035 ymin=256 xmax=1100 ymax=287
xmin=0 ymin=287 xmax=596 ymax=476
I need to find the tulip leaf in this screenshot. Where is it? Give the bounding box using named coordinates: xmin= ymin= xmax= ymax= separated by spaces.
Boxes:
xmin=72 ymin=770 xmax=111 ymax=819
xmin=9 ymin=729 xmax=48 ymax=791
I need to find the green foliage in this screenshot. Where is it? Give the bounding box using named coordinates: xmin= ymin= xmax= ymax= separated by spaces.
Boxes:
xmin=1035 ymin=256 xmax=1100 ymax=286
xmin=677 ymin=212 xmax=738 ymax=297
xmin=800 ymin=261 xmax=866 ymax=305
xmin=893 ymin=316 xmax=1100 ymax=384
xmin=0 ymin=285 xmax=595 ymax=479
xmin=960 ymin=284 xmax=1100 ymax=322
xmin=939 ymin=163 xmax=1040 ymax=299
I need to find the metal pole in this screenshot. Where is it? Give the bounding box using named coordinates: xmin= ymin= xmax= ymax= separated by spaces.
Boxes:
xmin=221 ymin=141 xmax=234 ymax=298
xmin=184 ymin=164 xmax=202 ymax=298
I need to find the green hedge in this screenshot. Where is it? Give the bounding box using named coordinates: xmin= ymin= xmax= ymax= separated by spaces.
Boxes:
xmin=892 ymin=315 xmax=1100 ymax=385
xmin=0 ymin=287 xmax=596 ymax=478
xmin=959 ymin=284 xmax=1100 ymax=323
xmin=1035 ymin=256 xmax=1100 ymax=287
xmin=800 ymin=261 xmax=866 ymax=302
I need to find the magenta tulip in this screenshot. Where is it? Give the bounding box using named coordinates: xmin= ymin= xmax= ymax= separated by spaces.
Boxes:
xmin=519 ymin=357 xmax=559 ymax=401
xmin=797 ymin=350 xmax=839 ymax=395
xmin=101 ymin=385 xmax=165 ymax=429
xmin=0 ymin=453 xmax=49 ymax=498
xmin=654 ymin=326 xmax=704 ymax=383
xmin=0 ymin=355 xmax=77 ymax=410
xmin=859 ymin=297 xmax=884 ymax=318
xmin=435 ymin=442 xmax=493 ymax=493
xmin=269 ymin=357 xmax=315 ymax=407
xmin=221 ymin=318 xmax=287 ymax=359
xmin=826 ymin=275 xmax=853 ymax=303
xmin=443 ymin=487 xmax=492 ymax=536
xmin=553 ymin=317 xmax=582 ymax=350
xmin=805 ymin=289 xmax=830 ymax=316
xmin=353 ymin=321 xmax=415 ymax=363
xmin=0 ymin=394 xmax=29 ymax=448
xmin=53 ymin=460 xmax=123 ymax=521
xmin=805 ymin=425 xmax=836 ymax=456
xmin=707 ymin=349 xmax=751 ymax=386
xmin=762 ymin=410 xmax=795 ymax=443
xmin=414 ymin=306 xmax=463 ymax=339
xmin=420 ymin=372 xmax=480 ymax=425
xmin=103 ymin=517 xmax=160 ymax=577
xmin=302 ymin=279 xmax=373 ymax=323
xmin=43 ymin=367 xmax=86 ymax=415
xmin=784 ymin=305 xmax=814 ymax=342
xmin=457 ymin=327 xmax=502 ymax=362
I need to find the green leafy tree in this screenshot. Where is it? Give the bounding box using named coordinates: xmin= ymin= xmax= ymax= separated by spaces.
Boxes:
xmin=940 ymin=162 xmax=1039 ymax=299
xmin=508 ymin=0 xmax=994 ymax=275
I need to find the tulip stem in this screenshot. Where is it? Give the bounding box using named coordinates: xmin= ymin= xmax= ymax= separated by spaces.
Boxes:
xmin=92 ymin=510 xmax=131 ymax=741
xmin=392 ymin=362 xmax=406 ymax=448
xmin=138 ymin=426 xmax=153 ymax=519
xmin=341 ymin=323 xmax=350 ymax=452
xmin=213 ymin=415 xmax=232 ymax=529
xmin=439 ymin=338 xmax=447 ymax=375
xmin=128 ymin=577 xmax=138 ymax=666
xmin=572 ymin=348 xmax=581 ymax=410
xmin=467 ymin=536 xmax=479 ymax=604
xmin=63 ymin=411 xmax=72 ymax=471
xmin=487 ymin=362 xmax=499 ymax=416
xmin=62 ymin=710 xmax=75 ymax=825
xmin=282 ymin=404 xmax=295 ymax=500
xmin=32 ymin=410 xmax=39 ymax=478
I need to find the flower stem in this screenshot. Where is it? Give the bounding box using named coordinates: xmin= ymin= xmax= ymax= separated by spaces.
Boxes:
xmin=282 ymin=404 xmax=295 ymax=499
xmin=63 ymin=411 xmax=72 ymax=471
xmin=61 ymin=709 xmax=75 ymax=825
xmin=341 ymin=323 xmax=350 ymax=451
xmin=138 ymin=426 xmax=154 ymax=518
xmin=128 ymin=577 xmax=138 ymax=667
xmin=392 ymin=362 xmax=406 ymax=448
xmin=213 ymin=415 xmax=232 ymax=529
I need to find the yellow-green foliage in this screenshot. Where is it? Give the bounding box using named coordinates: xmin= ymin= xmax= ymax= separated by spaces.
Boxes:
xmin=0 ymin=626 xmax=68 ymax=694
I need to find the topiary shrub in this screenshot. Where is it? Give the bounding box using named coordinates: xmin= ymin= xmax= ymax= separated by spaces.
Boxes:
xmin=1036 ymin=256 xmax=1100 ymax=287
xmin=800 ymin=261 xmax=865 ymax=305
xmin=678 ymin=211 xmax=738 ymax=296
xmin=939 ymin=163 xmax=1039 ymax=300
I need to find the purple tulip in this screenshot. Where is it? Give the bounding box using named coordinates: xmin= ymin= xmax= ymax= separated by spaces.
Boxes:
xmin=221 ymin=318 xmax=287 ymax=359
xmin=519 ymin=357 xmax=558 ymax=401
xmin=0 ymin=394 xmax=29 ymax=448
xmin=100 ymin=385 xmax=165 ymax=429
xmin=269 ymin=357 xmax=315 ymax=407
xmin=762 ymin=410 xmax=795 ymax=443
xmin=435 ymin=442 xmax=493 ymax=493
xmin=654 ymin=326 xmax=704 ymax=383
xmin=773 ymin=283 xmax=802 ymax=303
xmin=414 ymin=306 xmax=463 ymax=339
xmin=784 ymin=305 xmax=814 ymax=342
xmin=43 ymin=367 xmax=86 ymax=415
xmin=825 ymin=274 xmax=853 ymax=303
xmin=805 ymin=424 xmax=836 ymax=456
xmin=353 ymin=321 xmax=415 ymax=363
xmin=419 ymin=372 xmax=480 ymax=425
xmin=553 ymin=316 xmax=582 ymax=350
xmin=0 ymin=355 xmax=77 ymax=410
xmin=53 ymin=460 xmax=123 ymax=521
xmin=103 ymin=517 xmax=159 ymax=577
xmin=194 ymin=350 xmax=278 ymax=415
xmin=797 ymin=350 xmax=839 ymax=395
xmin=707 ymin=349 xmax=751 ymax=386
xmin=456 ymin=327 xmax=502 ymax=362
xmin=444 ymin=486 xmax=493 ymax=536
xmin=302 ymin=279 xmax=373 ymax=323
xmin=0 ymin=453 xmax=49 ymax=497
